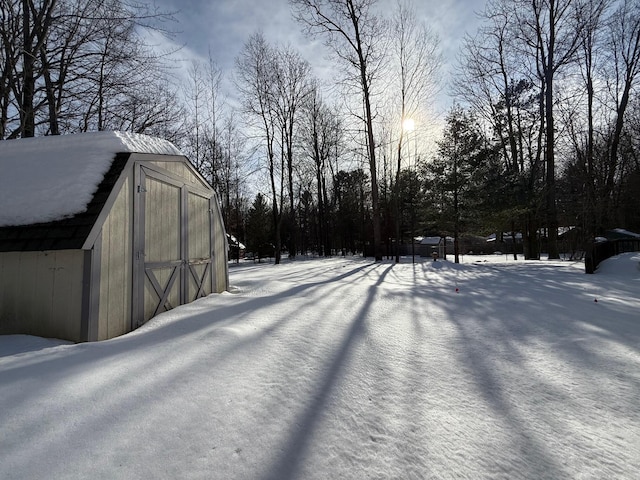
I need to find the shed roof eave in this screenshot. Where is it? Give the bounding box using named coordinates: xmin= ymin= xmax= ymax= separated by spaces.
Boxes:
xmin=81 ymin=155 xmax=134 ymax=250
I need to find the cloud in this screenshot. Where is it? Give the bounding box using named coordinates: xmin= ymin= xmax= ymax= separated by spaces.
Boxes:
xmin=153 ymin=0 xmax=486 ymax=112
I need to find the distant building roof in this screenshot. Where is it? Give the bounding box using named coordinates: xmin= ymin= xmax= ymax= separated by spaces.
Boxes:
xmin=487 ymin=232 xmax=523 ymax=242
xmin=605 ymin=228 xmax=640 ymax=240
xmin=419 ymin=236 xmax=442 ymax=246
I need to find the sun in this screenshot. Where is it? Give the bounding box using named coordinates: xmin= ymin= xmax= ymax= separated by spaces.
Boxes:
xmin=402 ymin=118 xmax=415 ymax=132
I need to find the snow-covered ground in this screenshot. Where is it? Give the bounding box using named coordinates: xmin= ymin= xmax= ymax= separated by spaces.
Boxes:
xmin=1 ymin=253 xmax=639 ymax=479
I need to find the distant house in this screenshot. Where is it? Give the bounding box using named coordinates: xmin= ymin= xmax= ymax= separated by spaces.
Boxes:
xmin=486 ymin=232 xmax=523 ymax=255
xmin=0 ymin=131 xmax=228 ymax=342
xmin=604 ymin=228 xmax=640 ymax=241
xmin=227 ymin=233 xmax=246 ymax=261
xmin=418 ymin=236 xmax=444 ymax=258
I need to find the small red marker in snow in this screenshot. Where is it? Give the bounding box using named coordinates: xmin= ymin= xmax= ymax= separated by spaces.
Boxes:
xmin=455 ymin=288 xmax=459 ymax=293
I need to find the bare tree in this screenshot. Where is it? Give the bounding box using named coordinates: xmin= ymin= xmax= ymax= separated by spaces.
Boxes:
xmin=445 ymin=0 xmax=640 ymax=252
xmin=0 ymin=0 xmax=21 ymax=138
xmin=185 ymin=60 xmax=207 ymax=172
xmin=291 ymin=0 xmax=387 ymax=260
xmin=219 ymin=110 xmax=248 ymax=238
xmin=109 ymin=78 xmax=183 ymax=135
xmin=235 ymin=32 xmax=285 ymax=264
xmin=205 ymin=54 xmax=224 ymax=193
xmin=12 ymin=0 xmax=58 ymax=137
xmin=563 ymin=0 xmax=608 ymax=241
xmin=302 ymin=83 xmax=342 ymax=256
xmin=454 ymin=0 xmax=546 ymax=259
xmin=389 ymin=0 xmax=441 ymax=261
xmin=273 ymin=45 xmax=313 ymax=258
xmin=603 ymin=0 xmax=640 ymax=223
xmin=514 ymin=0 xmax=586 ymax=259
xmin=0 ymin=0 xmax=179 ymax=139
xmin=455 ymin=0 xmax=525 ymax=174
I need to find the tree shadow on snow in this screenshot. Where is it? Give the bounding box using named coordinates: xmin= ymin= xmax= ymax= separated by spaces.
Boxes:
xmin=260 ymin=263 xmax=394 ymax=480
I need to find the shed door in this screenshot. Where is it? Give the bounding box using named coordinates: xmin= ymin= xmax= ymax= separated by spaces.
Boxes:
xmin=186 ymin=190 xmax=213 ymax=303
xmin=133 ymin=165 xmax=214 ymax=328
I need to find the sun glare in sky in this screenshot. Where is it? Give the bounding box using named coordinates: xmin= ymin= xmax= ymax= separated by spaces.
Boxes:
xmin=402 ymin=118 xmax=415 ymax=132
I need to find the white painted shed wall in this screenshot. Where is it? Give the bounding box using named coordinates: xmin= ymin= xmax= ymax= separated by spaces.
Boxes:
xmin=97 ymin=173 xmax=133 ymax=340
xmin=0 ymin=250 xmax=84 ymax=341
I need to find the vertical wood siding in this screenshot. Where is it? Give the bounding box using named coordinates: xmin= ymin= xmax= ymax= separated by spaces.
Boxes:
xmin=0 ymin=251 xmax=84 ymax=341
xmin=97 ymin=176 xmax=132 ymax=340
xmin=150 ymin=160 xmax=203 ymax=187
xmin=210 ymin=196 xmax=229 ymax=293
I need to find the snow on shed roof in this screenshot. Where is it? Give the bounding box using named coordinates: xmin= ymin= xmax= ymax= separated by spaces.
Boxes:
xmin=420 ymin=237 xmax=442 ymax=245
xmin=0 ymin=131 xmax=182 ymax=227
xmin=607 ymin=228 xmax=640 ymax=239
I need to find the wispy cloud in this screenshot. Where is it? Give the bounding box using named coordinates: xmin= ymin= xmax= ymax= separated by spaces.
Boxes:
xmin=154 ymin=0 xmax=485 ymax=110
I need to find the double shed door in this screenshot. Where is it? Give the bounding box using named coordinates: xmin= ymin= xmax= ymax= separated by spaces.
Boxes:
xmin=133 ymin=164 xmax=215 ymax=327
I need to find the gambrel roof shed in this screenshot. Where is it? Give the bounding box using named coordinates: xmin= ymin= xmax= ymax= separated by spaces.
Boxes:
xmin=0 ymin=131 xmax=228 ymax=342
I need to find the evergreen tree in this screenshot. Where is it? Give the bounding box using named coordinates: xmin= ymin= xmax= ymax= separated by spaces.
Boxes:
xmin=245 ymin=193 xmax=273 ymax=262
xmin=427 ymin=106 xmax=485 ymax=262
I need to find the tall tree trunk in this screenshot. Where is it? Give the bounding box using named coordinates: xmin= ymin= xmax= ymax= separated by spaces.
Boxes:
xmin=39 ymin=51 xmax=59 ymax=134
xmin=544 ymin=63 xmax=560 ymax=259
xmin=291 ymin=0 xmax=383 ymax=260
xmin=269 ymin=149 xmax=282 ymax=265
xmin=287 ymin=123 xmax=297 ymax=258
xmin=544 ymin=3 xmax=560 ymax=260
xmin=585 ymin=35 xmax=597 ymax=241
xmin=394 ymin=125 xmax=404 ymax=263
xmin=22 ymin=0 xmax=35 ymax=137
xmin=362 ymin=77 xmax=382 ymax=260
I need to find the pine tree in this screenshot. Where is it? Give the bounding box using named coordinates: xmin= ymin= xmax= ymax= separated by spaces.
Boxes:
xmin=246 ymin=193 xmax=273 ymax=262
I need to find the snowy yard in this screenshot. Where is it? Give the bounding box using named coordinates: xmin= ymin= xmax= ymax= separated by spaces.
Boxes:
xmin=1 ymin=254 xmax=639 ymax=479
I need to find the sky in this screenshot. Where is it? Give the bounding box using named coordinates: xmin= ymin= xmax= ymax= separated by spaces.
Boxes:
xmin=153 ymin=0 xmax=487 ymax=114
xmin=1 ymin=253 xmax=639 ymax=479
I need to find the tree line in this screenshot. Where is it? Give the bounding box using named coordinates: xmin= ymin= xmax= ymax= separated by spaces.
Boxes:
xmin=450 ymin=0 xmax=640 ymax=260
xmin=2 ymin=0 xmax=638 ymax=264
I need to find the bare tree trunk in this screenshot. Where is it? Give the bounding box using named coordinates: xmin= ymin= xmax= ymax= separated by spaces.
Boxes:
xmin=40 ymin=57 xmax=59 ymax=134
xmin=579 ymin=0 xmax=606 ymax=243
xmin=0 ymin=1 xmax=21 ymax=139
xmin=358 ymin=36 xmax=382 ymax=260
xmin=21 ymin=0 xmax=35 ymax=137
xmin=394 ymin=128 xmax=403 ymax=263
xmin=516 ymin=0 xmax=584 ymax=259
xmin=236 ymin=33 xmax=287 ymax=263
xmin=544 ymin=50 xmax=560 ymax=259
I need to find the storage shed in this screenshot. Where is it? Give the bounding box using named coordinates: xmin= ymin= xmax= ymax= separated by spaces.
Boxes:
xmin=0 ymin=131 xmax=228 ymax=342
xmin=418 ymin=236 xmax=445 ymax=258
